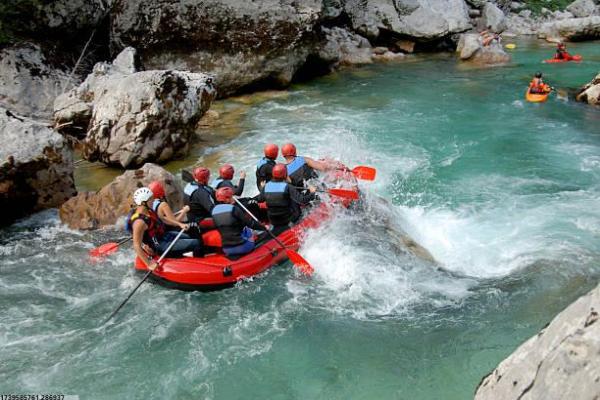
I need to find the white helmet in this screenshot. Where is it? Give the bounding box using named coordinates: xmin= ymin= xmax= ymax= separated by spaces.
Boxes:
xmin=133 ymin=187 xmax=153 ymax=205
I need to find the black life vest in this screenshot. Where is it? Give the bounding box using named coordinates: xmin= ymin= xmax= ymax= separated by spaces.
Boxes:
xmin=211 ymin=204 xmax=246 ymax=248
xmin=264 ymin=181 xmax=293 ymax=226
xmin=184 ymin=182 xmax=215 ymax=221
xmin=126 ymin=208 xmax=166 ymax=249
xmin=286 ymin=156 xmax=316 ymax=187
xmin=256 ymin=157 xmax=276 ymax=190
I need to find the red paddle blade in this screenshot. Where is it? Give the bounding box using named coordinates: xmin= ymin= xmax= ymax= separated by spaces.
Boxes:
xmin=286 ymin=249 xmax=313 ymax=276
xmin=351 ymin=166 xmax=376 ymax=181
xmin=327 ymin=188 xmax=360 ymax=200
xmin=89 ymin=242 xmax=119 ymax=258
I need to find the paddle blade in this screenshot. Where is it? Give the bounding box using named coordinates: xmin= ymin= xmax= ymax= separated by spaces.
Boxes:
xmin=327 ymin=188 xmax=360 ymax=200
xmin=286 ymin=249 xmax=313 ymax=276
xmin=181 ymin=169 xmax=194 ymax=182
xmin=351 ymin=166 xmax=376 ymax=181
xmin=89 ymin=242 xmax=119 ymax=258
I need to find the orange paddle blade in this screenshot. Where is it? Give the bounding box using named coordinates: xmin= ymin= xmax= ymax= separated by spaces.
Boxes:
xmin=89 ymin=242 xmax=119 ymax=258
xmin=286 ymin=249 xmax=313 ymax=276
xmin=327 ymin=188 xmax=360 ymax=200
xmin=351 ymin=166 xmax=376 ymax=181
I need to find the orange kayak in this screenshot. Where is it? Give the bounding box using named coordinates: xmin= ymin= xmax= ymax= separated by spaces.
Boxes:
xmin=525 ymin=90 xmax=550 ymax=103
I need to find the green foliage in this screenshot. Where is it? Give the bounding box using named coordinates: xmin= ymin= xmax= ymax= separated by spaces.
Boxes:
xmin=522 ymin=0 xmax=573 ymax=14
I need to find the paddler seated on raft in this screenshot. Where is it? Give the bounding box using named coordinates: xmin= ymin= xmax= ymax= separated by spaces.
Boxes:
xmin=256 ymin=163 xmax=317 ymax=236
xmin=212 ymin=163 xmax=245 ymax=196
xmin=256 ymin=143 xmax=278 ymax=190
xmin=528 ymin=72 xmax=552 ymax=94
xmin=129 ymin=187 xmax=204 ymax=271
xmin=184 ymin=167 xmax=216 ymax=227
xmin=281 ymin=142 xmax=335 ymax=188
xmin=148 ymin=180 xmax=190 ymax=230
xmin=211 ymin=187 xmax=266 ymax=258
xmin=554 ymin=42 xmax=569 ymax=60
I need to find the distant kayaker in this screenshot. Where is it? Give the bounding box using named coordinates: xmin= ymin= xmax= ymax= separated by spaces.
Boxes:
xmin=184 ymin=167 xmax=216 ymax=223
xmin=554 ymin=42 xmax=570 ymax=60
xmin=258 ymin=163 xmax=317 ymax=235
xmin=128 ymin=187 xmax=204 ymax=270
xmin=212 ymin=163 xmax=246 ymax=196
xmin=148 ymin=180 xmax=190 ymax=230
xmin=256 ymin=143 xmax=279 ymax=190
xmin=282 ymin=143 xmax=333 ymax=187
xmin=211 ymin=187 xmax=266 ymax=257
xmin=528 ymin=72 xmax=551 ymax=94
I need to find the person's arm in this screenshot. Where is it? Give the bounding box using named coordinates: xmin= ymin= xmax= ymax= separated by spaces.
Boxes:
xmin=158 ymin=202 xmax=188 ymax=229
xmin=289 ymin=185 xmax=316 ymax=205
xmin=305 ymin=156 xmax=331 ymax=172
xmin=235 ymin=171 xmax=246 ymax=196
xmin=132 ymin=220 xmax=158 ymax=270
xmin=234 ymin=206 xmax=265 ymax=231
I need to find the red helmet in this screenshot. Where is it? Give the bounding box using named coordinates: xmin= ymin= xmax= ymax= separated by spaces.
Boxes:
xmin=215 ymin=186 xmax=234 ymax=203
xmin=281 ymin=143 xmax=297 ymax=157
xmin=219 ymin=164 xmax=235 ymax=180
xmin=272 ymin=163 xmax=288 ymax=180
xmin=148 ymin=181 xmax=166 ymax=199
xmin=264 ymin=143 xmax=278 ymax=159
xmin=193 ymin=167 xmax=210 ymax=184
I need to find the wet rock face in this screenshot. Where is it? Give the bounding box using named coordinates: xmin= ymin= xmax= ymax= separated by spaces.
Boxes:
xmin=576 ymin=72 xmax=600 ymax=106
xmin=108 ymin=0 xmax=472 ymax=96
xmin=0 ymin=43 xmax=69 ymax=119
xmin=110 ymin=0 xmax=324 ymax=97
xmin=59 ymin=163 xmax=183 ymax=230
xmin=0 ymin=107 xmax=76 ymax=226
xmin=54 ymin=48 xmax=216 ymax=168
xmin=474 ymin=282 xmax=600 ymax=400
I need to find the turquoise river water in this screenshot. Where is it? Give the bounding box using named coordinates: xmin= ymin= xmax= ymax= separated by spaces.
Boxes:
xmin=2 ymin=39 xmax=600 ymax=399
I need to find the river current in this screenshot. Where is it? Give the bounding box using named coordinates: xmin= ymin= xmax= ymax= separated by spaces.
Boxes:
xmin=2 ymin=39 xmax=600 ymax=399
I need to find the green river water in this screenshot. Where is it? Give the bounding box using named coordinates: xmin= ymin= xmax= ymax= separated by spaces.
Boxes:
xmin=2 ymin=39 xmax=600 ymax=399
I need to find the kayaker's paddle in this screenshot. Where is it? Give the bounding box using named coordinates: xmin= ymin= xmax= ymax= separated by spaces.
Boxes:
xmin=232 ymin=197 xmax=313 ymax=276
xmin=90 ymin=209 xmax=185 ymax=259
xmin=103 ymin=228 xmax=186 ymax=325
xmin=348 ymin=166 xmax=376 ymax=181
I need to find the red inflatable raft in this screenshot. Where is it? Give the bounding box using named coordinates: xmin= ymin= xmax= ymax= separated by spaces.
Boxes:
xmin=135 ymin=170 xmax=360 ymax=290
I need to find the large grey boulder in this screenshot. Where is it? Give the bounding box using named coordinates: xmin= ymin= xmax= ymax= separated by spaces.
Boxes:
xmin=53 ymin=48 xmax=216 ymax=169
xmin=59 ymin=163 xmax=182 ymax=230
xmin=566 ymin=0 xmax=597 ymax=18
xmin=318 ymin=27 xmax=373 ymax=66
xmin=0 ymin=43 xmax=70 ymax=119
xmin=0 ymin=107 xmax=76 ymax=226
xmin=538 ymin=16 xmax=600 ymax=41
xmin=343 ymin=0 xmax=472 ymax=41
xmin=475 ymin=282 xmax=600 ymax=400
xmin=110 ymin=0 xmax=324 ymax=97
xmin=481 ymin=2 xmax=507 ymax=32
xmin=505 ymin=13 xmax=538 ymax=35
xmin=576 ymin=72 xmax=600 ymax=106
